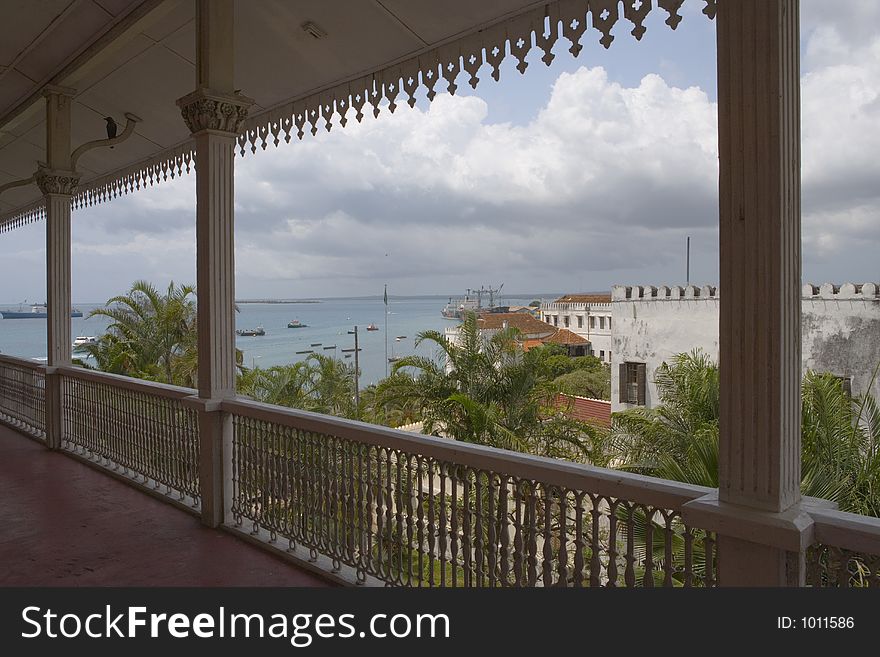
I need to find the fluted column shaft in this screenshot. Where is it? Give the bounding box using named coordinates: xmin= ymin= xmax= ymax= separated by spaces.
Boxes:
xmin=178 ymin=0 xmax=252 ymax=527
xmin=40 ymin=87 xmax=79 ymax=450
xmin=708 ymin=0 xmax=807 ymax=586
xmin=718 ymin=0 xmax=802 ymax=513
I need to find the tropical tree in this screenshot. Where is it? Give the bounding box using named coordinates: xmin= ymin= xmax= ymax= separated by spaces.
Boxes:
xmin=237 ymin=354 xmax=358 ymax=419
xmin=610 ymin=350 xmax=880 ymax=516
xmin=83 ymin=280 xmax=198 ymax=385
xmin=367 ymin=312 xmax=604 ymax=461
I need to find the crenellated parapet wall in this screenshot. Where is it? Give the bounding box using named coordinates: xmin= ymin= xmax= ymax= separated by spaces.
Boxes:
xmin=802 ymin=283 xmax=879 ymax=300
xmin=611 ymin=282 xmax=880 ymax=413
xmin=612 ymin=283 xmax=880 ymax=302
xmin=612 ymin=285 xmax=719 ymax=301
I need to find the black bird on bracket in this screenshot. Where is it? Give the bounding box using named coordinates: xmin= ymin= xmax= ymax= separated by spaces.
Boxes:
xmin=104 ymin=116 xmax=117 ymax=148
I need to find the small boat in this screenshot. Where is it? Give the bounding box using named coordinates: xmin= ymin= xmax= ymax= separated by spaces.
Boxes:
xmin=366 ymin=323 xmax=379 ymax=331
xmin=396 ymin=335 xmax=407 ymax=340
xmin=236 ymin=326 xmax=265 ymax=336
xmin=72 ymin=336 xmax=98 ymax=350
xmin=344 ymin=354 xmax=352 ymax=359
xmin=287 ymin=319 xmax=307 ymax=328
xmin=340 ymin=347 xmax=362 ymax=353
xmin=322 ymin=345 xmax=337 ymax=350
xmin=310 ymin=342 xmax=322 ymax=347
xmin=388 ymin=356 xmax=402 ymax=363
xmin=295 ymin=349 xmax=313 ymax=354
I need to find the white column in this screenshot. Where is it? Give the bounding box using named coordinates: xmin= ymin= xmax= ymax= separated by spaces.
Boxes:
xmin=683 ymin=0 xmax=814 ymax=585
xmin=178 ymin=0 xmax=252 ymax=527
xmin=37 ymin=86 xmax=79 ymax=450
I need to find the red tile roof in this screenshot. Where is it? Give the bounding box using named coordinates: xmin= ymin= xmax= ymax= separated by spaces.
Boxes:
xmin=555 ymin=394 xmax=611 ymax=428
xmin=545 ymin=328 xmax=589 ymax=345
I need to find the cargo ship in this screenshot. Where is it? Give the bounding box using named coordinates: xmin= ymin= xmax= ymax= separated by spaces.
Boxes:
xmin=1 ymin=303 xmax=83 ymax=319
xmin=441 ymin=284 xmax=505 ymax=320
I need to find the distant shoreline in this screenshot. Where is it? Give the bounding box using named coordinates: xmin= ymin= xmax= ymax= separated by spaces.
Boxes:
xmin=235 ymin=299 xmax=321 ymax=304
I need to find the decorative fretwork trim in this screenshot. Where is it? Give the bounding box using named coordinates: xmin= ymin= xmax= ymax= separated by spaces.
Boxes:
xmin=0 ymin=141 xmax=195 ymax=232
xmin=236 ymin=0 xmax=716 ymax=155
xmin=0 ymin=200 xmax=46 ymax=234
xmin=0 ymin=0 xmax=717 ymax=232
xmin=71 ymin=142 xmax=195 ymax=211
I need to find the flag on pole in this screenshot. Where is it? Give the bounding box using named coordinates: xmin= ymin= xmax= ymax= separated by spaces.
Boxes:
xmin=384 ymin=284 xmax=388 ymax=306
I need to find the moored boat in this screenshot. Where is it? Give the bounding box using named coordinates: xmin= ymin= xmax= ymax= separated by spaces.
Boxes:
xmin=1 ymin=303 xmax=83 ymax=319
xmin=236 ymin=326 xmax=265 ymax=336
xmin=366 ymin=323 xmax=379 ymax=331
xmin=287 ymin=319 xmax=307 ymax=328
xmin=441 ymin=284 xmax=504 ymax=320
xmin=72 ymin=336 xmax=98 ymax=350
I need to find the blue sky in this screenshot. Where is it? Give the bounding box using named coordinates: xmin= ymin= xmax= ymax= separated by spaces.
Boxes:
xmin=0 ymin=1 xmax=878 ymax=303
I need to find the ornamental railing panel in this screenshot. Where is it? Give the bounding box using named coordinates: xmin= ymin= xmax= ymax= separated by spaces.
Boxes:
xmin=806 ymin=508 xmax=880 ymax=588
xmin=223 ymin=397 xmax=717 ymax=587
xmin=58 ymin=366 xmax=201 ymax=508
xmin=0 ymin=354 xmax=46 ymax=440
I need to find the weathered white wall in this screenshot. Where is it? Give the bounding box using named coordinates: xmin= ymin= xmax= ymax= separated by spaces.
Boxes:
xmin=802 ymin=283 xmax=880 ymax=402
xmin=611 ymin=286 xmax=719 ymax=411
xmin=611 ymin=283 xmax=880 ymax=413
xmin=539 ymin=302 xmax=613 ymax=362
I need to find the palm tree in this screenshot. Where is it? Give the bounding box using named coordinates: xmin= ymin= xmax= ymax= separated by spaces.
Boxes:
xmin=84 ymin=280 xmax=197 ymax=385
xmin=611 ymin=350 xmax=880 ymax=516
xmin=368 ymin=312 xmax=603 ymax=460
xmin=237 ymin=354 xmax=358 ymax=419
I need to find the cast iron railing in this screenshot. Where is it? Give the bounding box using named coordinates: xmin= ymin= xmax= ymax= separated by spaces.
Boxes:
xmin=0 ymin=354 xmax=46 ymax=440
xmin=58 ymin=366 xmax=201 ymax=507
xmin=223 ymin=397 xmax=718 ymax=587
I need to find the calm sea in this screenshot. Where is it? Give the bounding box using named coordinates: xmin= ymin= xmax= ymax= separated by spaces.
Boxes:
xmin=0 ymin=296 xmax=543 ymax=387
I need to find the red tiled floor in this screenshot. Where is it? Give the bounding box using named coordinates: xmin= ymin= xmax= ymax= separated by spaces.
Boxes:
xmin=0 ymin=425 xmax=333 ymax=586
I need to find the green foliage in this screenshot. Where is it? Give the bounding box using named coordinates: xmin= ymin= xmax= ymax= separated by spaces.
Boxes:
xmin=237 ymin=354 xmax=358 ymax=419
xmin=553 ymin=368 xmax=612 ymax=400
xmin=611 ymin=350 xmax=880 ymax=516
xmin=83 ymin=280 xmax=199 ymax=386
xmin=364 ymin=312 xmax=603 ymax=460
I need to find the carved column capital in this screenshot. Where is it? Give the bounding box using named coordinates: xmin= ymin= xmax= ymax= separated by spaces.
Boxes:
xmin=177 ymin=88 xmax=253 ymax=135
xmin=34 ymin=167 xmax=80 ymax=196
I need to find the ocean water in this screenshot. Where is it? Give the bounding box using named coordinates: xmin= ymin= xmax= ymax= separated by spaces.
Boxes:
xmin=0 ymin=296 xmax=541 ymax=387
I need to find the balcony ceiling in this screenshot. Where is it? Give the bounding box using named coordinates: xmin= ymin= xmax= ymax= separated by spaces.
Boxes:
xmin=0 ymin=0 xmax=547 ymax=217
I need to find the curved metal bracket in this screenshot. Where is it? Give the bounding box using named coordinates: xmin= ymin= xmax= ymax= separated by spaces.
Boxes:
xmin=70 ymin=112 xmax=142 ymax=169
xmin=0 ymin=174 xmax=36 ymax=199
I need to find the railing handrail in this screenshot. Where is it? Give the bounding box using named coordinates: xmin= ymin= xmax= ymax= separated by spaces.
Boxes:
xmin=56 ymin=365 xmax=196 ymax=400
xmin=222 ymin=395 xmax=712 ymax=510
xmin=0 ymin=353 xmax=47 ymax=371
xmin=808 ymin=507 xmax=880 ymax=556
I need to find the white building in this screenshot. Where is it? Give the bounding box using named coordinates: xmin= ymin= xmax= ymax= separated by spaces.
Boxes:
xmin=611 ymin=283 xmax=880 ymax=412
xmin=539 ymin=294 xmax=613 ymax=363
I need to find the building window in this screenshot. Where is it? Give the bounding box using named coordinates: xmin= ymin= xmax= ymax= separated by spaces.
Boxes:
xmin=619 ymin=362 xmax=647 ymax=405
xmin=553 ymin=316 xmax=558 ymax=326
xmin=599 ymin=316 xmax=605 ymax=330
xmin=590 ymin=316 xmax=596 ymax=329
xmin=608 ymin=317 xmax=612 ymax=330
xmin=835 ymin=376 xmax=853 ymax=397
xmin=546 ymin=315 xmax=552 ymax=324
xmin=599 ymin=350 xmax=604 ymax=360
xmin=577 ymin=315 xmax=583 ymax=328
xmin=564 ymin=316 xmax=570 ymax=328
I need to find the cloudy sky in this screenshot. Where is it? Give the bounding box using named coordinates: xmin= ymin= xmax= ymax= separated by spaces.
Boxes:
xmin=1 ymin=0 xmax=878 ymax=303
